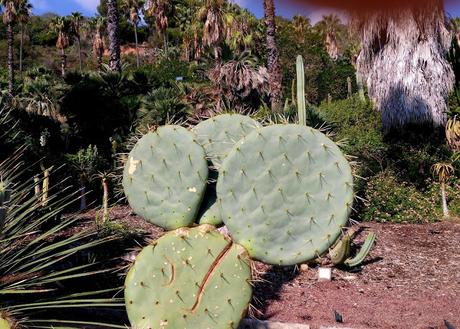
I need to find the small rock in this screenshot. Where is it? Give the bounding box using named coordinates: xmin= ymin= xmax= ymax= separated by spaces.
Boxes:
xmin=300 ymin=264 xmax=310 ymax=272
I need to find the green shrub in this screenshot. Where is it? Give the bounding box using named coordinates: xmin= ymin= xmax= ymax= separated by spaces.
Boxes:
xmin=361 ymin=170 xmax=439 ymax=223
xmin=426 ymin=178 xmax=460 ymax=219
xmin=316 ymin=96 xmax=387 ymax=191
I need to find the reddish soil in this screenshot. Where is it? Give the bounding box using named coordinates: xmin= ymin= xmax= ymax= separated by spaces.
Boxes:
xmin=85 ymin=207 xmax=460 ymax=329
xmin=251 ymin=222 xmax=460 ymax=329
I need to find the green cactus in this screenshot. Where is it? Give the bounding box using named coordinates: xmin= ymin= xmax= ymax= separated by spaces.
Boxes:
xmin=193 ymin=114 xmax=262 ymax=168
xmin=122 ymin=126 xmax=209 ymax=230
xmin=297 ymin=55 xmax=307 ymax=126
xmin=217 ymin=124 xmax=354 ymax=265
xmin=198 ymin=202 xmax=222 ymax=226
xmin=193 ymin=114 xmax=261 ymax=226
xmin=344 ymin=232 xmax=376 ymax=268
xmin=330 ymin=229 xmax=376 ymax=268
xmin=125 ymin=225 xmax=252 ymax=329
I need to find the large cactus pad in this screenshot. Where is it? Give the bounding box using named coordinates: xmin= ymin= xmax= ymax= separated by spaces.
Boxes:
xmin=125 ymin=225 xmax=252 ymax=329
xmin=217 ymin=124 xmax=354 ymax=265
xmin=122 ymin=126 xmax=208 ymax=230
xmin=193 ymin=114 xmax=261 ymax=168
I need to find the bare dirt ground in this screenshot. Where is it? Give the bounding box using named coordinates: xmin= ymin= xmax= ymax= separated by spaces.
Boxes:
xmin=85 ymin=206 xmax=460 ymax=329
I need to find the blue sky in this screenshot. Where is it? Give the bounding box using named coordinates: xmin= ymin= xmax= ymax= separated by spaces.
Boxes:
xmin=30 ymin=0 xmax=460 ymax=22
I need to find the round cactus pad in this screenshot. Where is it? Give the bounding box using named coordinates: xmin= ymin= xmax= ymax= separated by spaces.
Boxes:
xmin=125 ymin=225 xmax=252 ymax=329
xmin=122 ymin=126 xmax=208 ymax=230
xmin=193 ymin=114 xmax=261 ymax=167
xmin=217 ymin=124 xmax=354 ymax=265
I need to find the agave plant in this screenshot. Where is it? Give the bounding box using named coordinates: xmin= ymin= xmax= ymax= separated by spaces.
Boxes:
xmin=0 ymin=103 xmax=123 ymax=329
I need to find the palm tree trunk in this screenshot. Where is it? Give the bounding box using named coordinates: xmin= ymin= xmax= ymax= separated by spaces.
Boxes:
xmin=441 ymin=183 xmax=449 ymax=218
xmin=107 ymin=0 xmax=122 ymax=72
xmin=80 ymin=183 xmax=87 ymax=211
xmin=102 ymin=177 xmax=109 ymax=222
xmin=263 ymin=0 xmax=282 ymax=112
xmin=134 ymin=23 xmax=140 ymax=68
xmin=77 ymin=35 xmax=83 ymax=72
xmin=163 ymin=31 xmax=168 ymax=54
xmin=60 ymin=48 xmax=67 ymax=77
xmin=6 ymin=22 xmax=14 ymax=94
xmin=20 ymin=24 xmax=24 ymax=80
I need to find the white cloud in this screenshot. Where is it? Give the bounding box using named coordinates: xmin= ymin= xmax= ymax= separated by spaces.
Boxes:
xmin=73 ymin=0 xmax=99 ymax=13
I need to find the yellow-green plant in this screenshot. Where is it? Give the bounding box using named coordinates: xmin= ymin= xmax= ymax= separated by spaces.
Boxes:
xmin=431 ymin=162 xmax=456 ymax=218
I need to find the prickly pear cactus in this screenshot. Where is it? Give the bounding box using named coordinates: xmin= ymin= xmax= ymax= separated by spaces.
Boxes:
xmin=198 ymin=202 xmax=222 ymax=226
xmin=122 ymin=126 xmax=208 ymax=230
xmin=217 ymin=124 xmax=354 ymax=265
xmin=125 ymin=225 xmax=252 ymax=329
xmin=193 ymin=114 xmax=262 ymax=168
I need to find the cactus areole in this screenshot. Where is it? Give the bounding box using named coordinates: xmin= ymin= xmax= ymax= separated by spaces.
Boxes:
xmin=125 ymin=225 xmax=252 ymax=329
xmin=217 ymin=125 xmax=354 ymax=265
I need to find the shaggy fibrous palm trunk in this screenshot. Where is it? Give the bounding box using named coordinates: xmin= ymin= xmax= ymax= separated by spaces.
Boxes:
xmin=263 ymin=0 xmax=282 ymax=112
xmin=76 ymin=34 xmax=83 ymax=72
xmin=93 ymin=32 xmax=105 ymax=71
xmin=325 ymin=33 xmax=339 ymax=60
xmin=60 ymin=48 xmax=67 ymax=77
xmin=134 ymin=22 xmax=140 ymax=68
xmin=107 ymin=0 xmax=122 ymax=72
xmin=6 ymin=22 xmax=14 ymax=94
xmin=19 ymin=24 xmax=24 ymax=80
xmin=355 ymin=1 xmax=454 ymax=129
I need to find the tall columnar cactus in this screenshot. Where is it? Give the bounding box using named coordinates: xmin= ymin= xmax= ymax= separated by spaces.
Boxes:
xmin=296 ymin=55 xmax=307 ymax=126
xmin=193 ymin=114 xmax=262 ymax=226
xmin=122 ymin=126 xmax=209 ymax=230
xmin=125 ymin=225 xmax=252 ymax=329
xmin=217 ymin=124 xmax=354 ymax=265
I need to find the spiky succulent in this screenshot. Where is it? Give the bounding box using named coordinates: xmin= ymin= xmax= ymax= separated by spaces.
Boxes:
xmin=0 ymin=150 xmax=123 ymax=329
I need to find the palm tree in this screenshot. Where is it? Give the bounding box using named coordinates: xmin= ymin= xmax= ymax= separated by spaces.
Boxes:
xmin=50 ymin=16 xmax=71 ymax=77
xmin=197 ymin=0 xmax=226 ymax=62
xmin=107 ymin=0 xmax=122 ymax=72
xmin=353 ymin=1 xmax=454 ymax=129
xmin=292 ymin=15 xmax=310 ymax=44
xmin=92 ymin=16 xmax=106 ymax=70
xmin=1 ymin=0 xmax=18 ymax=94
xmin=263 ymin=0 xmax=282 ymax=111
xmin=316 ymin=14 xmax=341 ymax=60
xmin=121 ymin=0 xmax=144 ymax=68
xmin=446 ymin=116 xmax=460 ymax=152
xmin=224 ymin=6 xmax=260 ymax=55
xmin=144 ymin=0 xmax=171 ymax=52
xmin=16 ymin=0 xmax=32 ymax=80
xmin=70 ymin=12 xmax=84 ymax=72
xmin=431 ymin=162 xmax=456 ymax=218
xmin=451 ymin=18 xmax=460 ymax=48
